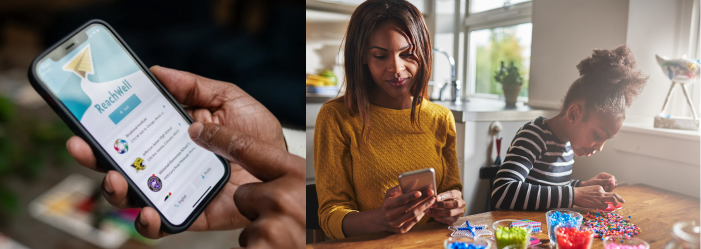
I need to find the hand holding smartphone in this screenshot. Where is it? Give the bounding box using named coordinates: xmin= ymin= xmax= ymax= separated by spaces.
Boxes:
xmin=29 ymin=20 xmax=230 ymax=234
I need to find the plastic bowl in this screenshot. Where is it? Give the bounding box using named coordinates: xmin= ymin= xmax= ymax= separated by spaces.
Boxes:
xmin=493 ymin=219 xmax=532 ymax=249
xmin=554 ymin=224 xmax=594 ymax=249
xmin=546 ymin=210 xmax=583 ymax=246
xmin=602 ymin=236 xmax=650 ymax=249
xmin=443 ymin=236 xmax=491 ymax=249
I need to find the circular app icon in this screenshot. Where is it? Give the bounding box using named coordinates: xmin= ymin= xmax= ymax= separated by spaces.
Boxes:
xmin=114 ymin=139 xmax=129 ymax=154
xmin=148 ymin=174 xmax=162 ymax=192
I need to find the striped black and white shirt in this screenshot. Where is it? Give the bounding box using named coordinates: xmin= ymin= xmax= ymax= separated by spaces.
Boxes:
xmin=491 ymin=117 xmax=581 ymax=210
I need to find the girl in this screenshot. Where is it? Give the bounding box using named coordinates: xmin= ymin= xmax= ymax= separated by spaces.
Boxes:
xmin=314 ymin=0 xmax=464 ymax=240
xmin=492 ymin=45 xmax=648 ymax=210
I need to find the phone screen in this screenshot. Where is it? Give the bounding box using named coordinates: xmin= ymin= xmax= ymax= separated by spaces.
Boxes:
xmin=34 ymin=24 xmax=226 ymax=225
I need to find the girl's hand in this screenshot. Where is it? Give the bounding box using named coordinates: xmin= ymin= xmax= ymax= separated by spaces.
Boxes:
xmin=581 ymin=172 xmax=617 ymax=192
xmin=573 ymin=185 xmax=625 ymax=209
xmin=373 ymin=185 xmax=436 ymax=234
xmin=426 ymin=190 xmax=465 ymax=225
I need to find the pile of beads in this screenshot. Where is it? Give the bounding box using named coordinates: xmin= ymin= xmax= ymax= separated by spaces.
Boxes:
xmin=603 ymin=244 xmax=648 ymax=249
xmin=445 ymin=242 xmax=488 ymax=249
xmin=547 ymin=211 xmax=582 ymax=243
xmin=449 ymin=221 xmax=492 ymax=238
xmin=556 ymin=226 xmax=594 ymax=249
xmin=582 ymin=213 xmax=641 ymax=239
xmin=495 ymin=227 xmax=530 ymax=249
xmin=511 ymin=219 xmax=542 ymax=233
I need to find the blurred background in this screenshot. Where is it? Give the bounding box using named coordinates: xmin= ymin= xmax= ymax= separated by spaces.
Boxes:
xmin=0 ymin=0 xmax=303 ymax=248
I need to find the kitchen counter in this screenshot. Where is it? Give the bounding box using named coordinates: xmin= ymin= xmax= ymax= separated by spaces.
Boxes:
xmin=431 ymin=98 xmax=559 ymax=122
xmin=306 ymin=95 xmax=558 ymax=125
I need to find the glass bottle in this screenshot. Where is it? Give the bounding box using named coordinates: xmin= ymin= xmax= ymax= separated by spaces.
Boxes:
xmin=665 ymin=221 xmax=700 ymax=249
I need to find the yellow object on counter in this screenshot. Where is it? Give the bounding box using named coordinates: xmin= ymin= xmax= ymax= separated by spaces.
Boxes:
xmin=314 ymin=100 xmax=462 ymax=240
xmin=306 ymin=74 xmax=335 ymax=86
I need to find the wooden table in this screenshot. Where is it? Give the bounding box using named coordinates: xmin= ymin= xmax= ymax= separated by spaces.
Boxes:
xmin=307 ymin=184 xmax=700 ymax=248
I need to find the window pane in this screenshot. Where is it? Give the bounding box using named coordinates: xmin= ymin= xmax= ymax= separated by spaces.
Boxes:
xmin=316 ymin=0 xmax=425 ymax=13
xmin=470 ymin=0 xmax=529 ymax=13
xmin=469 ymin=23 xmax=531 ymax=97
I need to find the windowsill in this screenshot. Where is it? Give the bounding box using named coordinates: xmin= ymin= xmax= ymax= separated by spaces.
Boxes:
xmin=621 ymin=122 xmax=700 ymax=142
xmin=616 ymin=119 xmax=700 ymax=166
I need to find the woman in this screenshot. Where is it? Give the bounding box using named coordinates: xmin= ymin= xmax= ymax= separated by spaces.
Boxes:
xmin=314 ymin=0 xmax=465 ymax=240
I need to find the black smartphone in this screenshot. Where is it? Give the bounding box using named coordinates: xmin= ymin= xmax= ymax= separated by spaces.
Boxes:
xmin=27 ymin=20 xmax=230 ymax=234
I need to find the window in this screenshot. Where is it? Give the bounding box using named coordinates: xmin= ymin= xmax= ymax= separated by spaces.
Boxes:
xmin=313 ymin=0 xmax=426 ymax=13
xmin=463 ymin=1 xmax=532 ymax=100
xmin=469 ymin=23 xmax=531 ymax=97
xmin=470 ymin=0 xmax=529 ymax=14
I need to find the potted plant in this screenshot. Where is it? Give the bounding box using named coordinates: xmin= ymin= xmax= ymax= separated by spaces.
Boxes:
xmin=494 ymin=61 xmax=523 ymax=107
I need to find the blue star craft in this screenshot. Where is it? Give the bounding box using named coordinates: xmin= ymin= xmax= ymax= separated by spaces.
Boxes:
xmin=448 ymin=221 xmax=492 ymax=238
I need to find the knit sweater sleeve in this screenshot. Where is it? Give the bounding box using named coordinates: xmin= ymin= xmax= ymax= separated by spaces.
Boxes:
xmin=314 ymin=103 xmax=357 ymax=240
xmin=437 ymin=110 xmax=462 ymax=195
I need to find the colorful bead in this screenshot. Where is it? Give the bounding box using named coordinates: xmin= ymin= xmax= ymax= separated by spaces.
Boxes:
xmin=446 ymin=241 xmax=487 ymax=249
xmin=582 ymin=212 xmax=641 ymax=239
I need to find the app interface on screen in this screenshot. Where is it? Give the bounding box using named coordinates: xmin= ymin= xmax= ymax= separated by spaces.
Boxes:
xmin=36 ymin=24 xmax=225 ymax=225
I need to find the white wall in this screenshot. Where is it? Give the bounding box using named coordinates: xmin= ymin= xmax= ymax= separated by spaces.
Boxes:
xmin=528 ymin=0 xmax=630 ymax=109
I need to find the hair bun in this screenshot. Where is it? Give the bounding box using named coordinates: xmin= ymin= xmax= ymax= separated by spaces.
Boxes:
xmin=576 ymin=44 xmax=637 ymax=79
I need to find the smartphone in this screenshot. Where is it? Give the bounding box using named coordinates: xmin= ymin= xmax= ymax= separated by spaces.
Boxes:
xmin=398 ymin=168 xmax=437 ymax=195
xmin=28 ymin=20 xmax=230 ymax=234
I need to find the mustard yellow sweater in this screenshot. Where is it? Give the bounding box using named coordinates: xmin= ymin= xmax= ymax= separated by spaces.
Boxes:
xmin=314 ymin=100 xmax=463 ymax=240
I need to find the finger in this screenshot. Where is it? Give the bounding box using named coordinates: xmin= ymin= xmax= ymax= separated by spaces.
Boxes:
xmin=66 ymin=136 xmax=104 ymax=172
xmin=189 ymin=122 xmax=305 ymax=181
xmin=598 ymin=172 xmax=613 ymax=178
xmin=594 ymin=200 xmax=610 ymax=210
xmin=150 ymin=65 xmax=248 ymax=109
xmin=101 ymin=171 xmax=136 ymax=208
xmin=238 ymin=215 xmax=300 ymax=248
xmin=601 ymin=192 xmax=625 ymax=207
xmin=386 ymin=191 xmax=422 ymax=209
xmin=588 ymin=178 xmax=612 ymax=187
xmin=385 ymin=186 xmax=403 ymax=199
xmin=432 ymin=198 xmax=466 ymax=209
xmin=427 ymin=207 xmax=464 ymax=218
xmin=392 ymin=197 xmax=436 ymax=228
xmin=437 ymin=190 xmax=461 ymax=202
xmin=391 ymin=190 xmax=434 ymax=213
xmin=613 ymin=193 xmax=625 ymax=204
xmin=192 ymin=108 xmax=214 ymax=123
xmin=234 ymin=178 xmax=305 ymax=225
xmin=134 ymin=207 xmax=170 ymax=239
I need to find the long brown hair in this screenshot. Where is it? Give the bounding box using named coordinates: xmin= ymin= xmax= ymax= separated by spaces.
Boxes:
xmin=329 ymin=0 xmax=432 ymax=141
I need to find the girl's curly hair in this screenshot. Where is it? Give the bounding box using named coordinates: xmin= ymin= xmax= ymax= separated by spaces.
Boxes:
xmin=562 ymin=44 xmax=649 ymax=120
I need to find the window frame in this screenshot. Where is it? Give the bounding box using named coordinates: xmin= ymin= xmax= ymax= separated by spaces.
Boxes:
xmin=461 ymin=1 xmax=532 ymax=102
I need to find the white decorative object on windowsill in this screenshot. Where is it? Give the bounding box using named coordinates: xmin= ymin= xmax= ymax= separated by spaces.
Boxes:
xmin=653 ymin=55 xmax=701 ymax=131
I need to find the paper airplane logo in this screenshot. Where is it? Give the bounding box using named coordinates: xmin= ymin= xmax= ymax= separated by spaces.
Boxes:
xmin=63 ymin=44 xmax=94 ymax=78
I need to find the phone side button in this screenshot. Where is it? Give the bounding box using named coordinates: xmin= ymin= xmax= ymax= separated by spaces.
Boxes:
xmin=43 ymin=93 xmax=57 ymax=106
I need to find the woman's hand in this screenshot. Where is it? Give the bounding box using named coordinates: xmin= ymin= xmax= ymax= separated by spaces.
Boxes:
xmin=426 ymin=190 xmax=465 ymax=225
xmin=374 ymin=186 xmax=436 ymax=234
xmin=580 ymin=172 xmax=617 ymax=192
xmin=573 ymin=185 xmax=625 ymax=209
